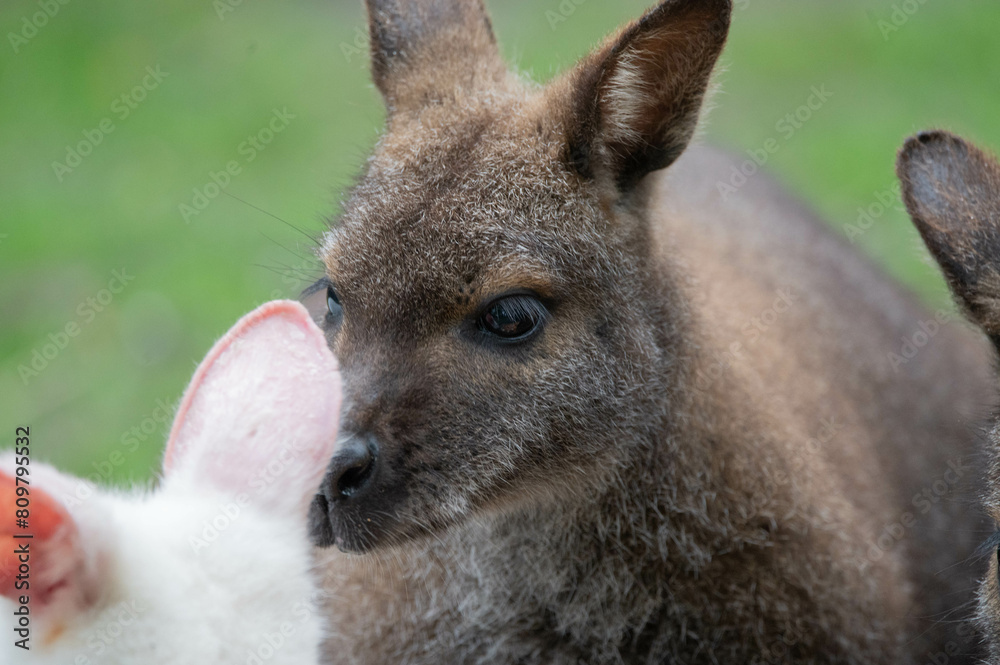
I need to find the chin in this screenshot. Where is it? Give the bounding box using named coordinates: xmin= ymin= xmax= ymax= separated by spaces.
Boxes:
xmin=310 ymin=492 xmax=415 ymax=553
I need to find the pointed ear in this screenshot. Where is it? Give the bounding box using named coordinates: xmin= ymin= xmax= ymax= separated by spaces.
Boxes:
xmin=897 ymin=131 xmax=1000 ymax=341
xmin=366 ymin=0 xmax=505 ymax=113
xmin=164 ymin=300 xmax=342 ymax=516
xmin=1 ymin=464 xmax=106 ymax=620
xmin=561 ymin=0 xmax=731 ymax=193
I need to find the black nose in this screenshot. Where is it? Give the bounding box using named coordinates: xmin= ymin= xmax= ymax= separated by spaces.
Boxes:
xmin=326 ymin=435 xmax=378 ymax=500
xmin=309 ymin=433 xmax=397 ymax=551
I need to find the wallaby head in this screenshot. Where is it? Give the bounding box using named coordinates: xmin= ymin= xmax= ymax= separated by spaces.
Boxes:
xmin=307 ymin=0 xmax=732 ymax=552
xmin=896 ymin=130 xmax=1000 ymax=657
xmin=1 ymin=301 xmax=340 ymax=664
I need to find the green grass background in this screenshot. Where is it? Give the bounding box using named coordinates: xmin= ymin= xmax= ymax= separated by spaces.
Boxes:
xmin=2 ymin=0 xmax=998 ymax=484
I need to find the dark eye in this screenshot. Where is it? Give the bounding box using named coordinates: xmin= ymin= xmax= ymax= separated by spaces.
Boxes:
xmin=327 ymin=286 xmax=342 ymax=319
xmin=478 ymin=294 xmax=547 ymax=341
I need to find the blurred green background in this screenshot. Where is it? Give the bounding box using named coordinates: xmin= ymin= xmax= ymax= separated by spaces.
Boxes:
xmin=2 ymin=0 xmax=999 ymax=485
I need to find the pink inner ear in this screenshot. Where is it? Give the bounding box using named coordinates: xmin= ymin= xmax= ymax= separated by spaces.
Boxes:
xmin=164 ymin=300 xmax=342 ymax=513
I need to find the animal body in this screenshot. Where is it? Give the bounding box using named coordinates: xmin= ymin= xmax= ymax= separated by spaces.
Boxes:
xmin=302 ymin=1 xmax=996 ymax=663
xmin=897 ymin=130 xmax=1000 ymax=665
xmin=1 ymin=300 xmax=340 ymax=665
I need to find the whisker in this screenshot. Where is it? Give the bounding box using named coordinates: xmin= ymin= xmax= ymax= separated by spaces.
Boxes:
xmin=222 ymin=190 xmax=322 ymax=244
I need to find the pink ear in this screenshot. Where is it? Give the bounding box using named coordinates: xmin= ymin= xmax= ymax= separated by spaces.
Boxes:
xmin=164 ymin=300 xmax=342 ymax=515
xmin=1 ymin=466 xmax=104 ymax=619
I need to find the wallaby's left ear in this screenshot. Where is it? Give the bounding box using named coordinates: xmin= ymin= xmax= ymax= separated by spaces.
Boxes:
xmin=897 ymin=131 xmax=1000 ymax=340
xmin=562 ymin=0 xmax=732 ymax=193
xmin=164 ymin=301 xmax=342 ymax=516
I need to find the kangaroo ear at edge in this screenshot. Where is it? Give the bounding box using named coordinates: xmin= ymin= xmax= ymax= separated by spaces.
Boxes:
xmin=897 ymin=130 xmax=1000 ymax=343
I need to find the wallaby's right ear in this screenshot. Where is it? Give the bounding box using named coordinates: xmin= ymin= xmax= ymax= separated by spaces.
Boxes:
xmin=897 ymin=131 xmax=1000 ymax=341
xmin=366 ymin=0 xmax=505 ymax=114
xmin=560 ymin=0 xmax=732 ymax=194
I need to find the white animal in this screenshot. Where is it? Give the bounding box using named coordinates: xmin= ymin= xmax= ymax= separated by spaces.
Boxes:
xmin=1 ymin=300 xmax=340 ymax=665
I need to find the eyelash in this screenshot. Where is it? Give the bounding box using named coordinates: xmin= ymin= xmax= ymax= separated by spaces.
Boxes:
xmin=474 ymin=292 xmax=550 ymax=344
xmin=327 ymin=286 xmax=342 ymax=318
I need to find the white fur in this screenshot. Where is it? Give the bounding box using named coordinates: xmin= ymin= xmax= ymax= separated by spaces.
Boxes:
xmin=1 ymin=300 xmax=339 ymax=665
xmin=1 ymin=478 xmax=323 ymax=664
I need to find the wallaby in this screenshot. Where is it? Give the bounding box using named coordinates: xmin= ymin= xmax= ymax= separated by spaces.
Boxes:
xmin=303 ymin=0 xmax=995 ymax=663
xmin=1 ymin=301 xmax=339 ymax=664
xmin=897 ymin=130 xmax=1000 ymax=664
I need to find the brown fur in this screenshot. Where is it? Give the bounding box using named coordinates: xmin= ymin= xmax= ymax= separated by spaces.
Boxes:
xmin=898 ymin=130 xmax=1000 ymax=664
xmin=304 ymin=2 xmax=995 ymax=663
